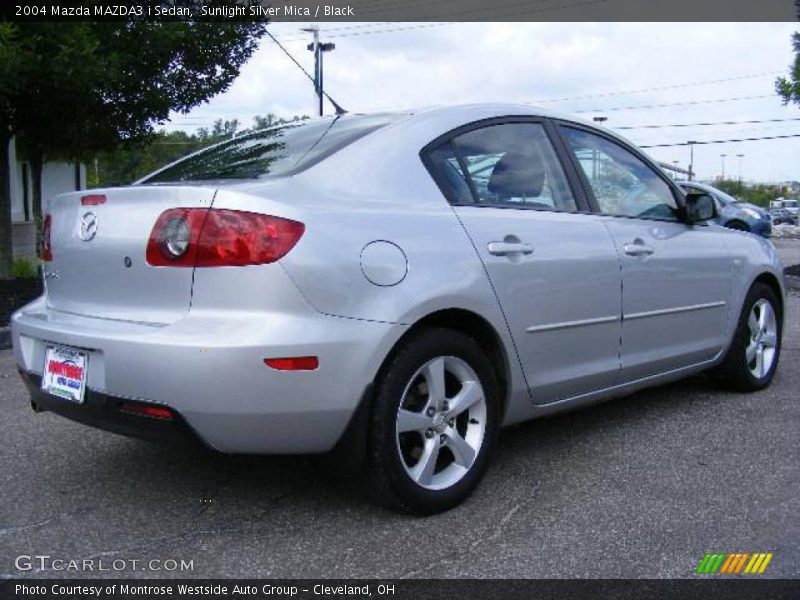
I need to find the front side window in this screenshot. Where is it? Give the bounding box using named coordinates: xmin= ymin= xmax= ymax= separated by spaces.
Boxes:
xmin=427 ymin=122 xmax=578 ymax=212
xmin=561 ymin=127 xmax=679 ymax=221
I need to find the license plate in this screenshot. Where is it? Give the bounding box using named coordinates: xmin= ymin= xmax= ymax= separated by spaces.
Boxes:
xmin=41 ymin=346 xmax=88 ymax=404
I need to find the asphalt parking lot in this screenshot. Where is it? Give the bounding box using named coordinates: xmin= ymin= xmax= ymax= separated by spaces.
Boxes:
xmin=1 ymin=241 xmax=798 ymax=580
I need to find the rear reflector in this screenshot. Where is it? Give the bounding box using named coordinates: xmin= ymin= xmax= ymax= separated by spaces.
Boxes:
xmin=39 ymin=214 xmax=53 ymax=262
xmin=119 ymin=402 xmax=174 ymax=420
xmin=81 ymin=194 xmax=107 ymax=206
xmin=264 ymin=356 xmax=319 ymax=371
xmin=146 ymin=208 xmax=304 ymax=268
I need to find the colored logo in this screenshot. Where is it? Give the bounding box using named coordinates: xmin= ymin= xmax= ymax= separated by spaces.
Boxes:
xmin=696 ymin=552 xmax=773 ymax=575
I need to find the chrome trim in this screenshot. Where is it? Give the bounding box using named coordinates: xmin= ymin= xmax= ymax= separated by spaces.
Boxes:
xmin=526 ymin=315 xmax=619 ymax=333
xmin=624 ymin=301 xmax=726 ymax=321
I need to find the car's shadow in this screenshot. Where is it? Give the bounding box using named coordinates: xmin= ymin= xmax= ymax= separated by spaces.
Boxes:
xmin=75 ymin=370 xmax=742 ymax=520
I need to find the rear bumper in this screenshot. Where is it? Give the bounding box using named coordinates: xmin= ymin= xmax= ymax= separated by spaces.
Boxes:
xmin=19 ymin=369 xmax=204 ymax=447
xmin=11 ymin=298 xmax=406 ymax=454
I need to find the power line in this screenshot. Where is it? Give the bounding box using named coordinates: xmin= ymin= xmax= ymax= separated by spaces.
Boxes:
xmin=340 ymin=0 xmax=458 ymax=11
xmin=573 ymin=93 xmax=776 ymax=114
xmin=357 ymin=0 xmax=557 ymax=17
xmin=640 ymin=133 xmax=800 ymax=148
xmin=385 ymin=0 xmax=611 ymax=21
xmin=277 ymin=20 xmax=454 ymax=40
xmin=616 ymin=117 xmax=800 ymax=130
xmin=277 ymin=0 xmax=610 ymax=41
xmin=276 ymin=22 xmax=457 ymax=43
xmin=534 ymin=71 xmax=782 ymax=104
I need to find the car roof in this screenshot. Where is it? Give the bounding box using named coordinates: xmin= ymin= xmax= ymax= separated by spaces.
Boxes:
xmin=366 ymin=102 xmax=643 ymax=156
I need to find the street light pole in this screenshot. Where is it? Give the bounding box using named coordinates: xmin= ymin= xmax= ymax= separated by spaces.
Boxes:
xmin=736 ymin=154 xmax=745 ymax=195
xmin=304 ymin=27 xmax=336 ymax=117
xmin=592 ymin=117 xmax=607 ymax=181
xmin=687 ymin=141 xmax=698 ymax=181
xmin=302 ymin=26 xmax=319 ymax=114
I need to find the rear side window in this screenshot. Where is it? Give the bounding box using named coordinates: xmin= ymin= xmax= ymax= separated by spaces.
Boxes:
xmin=141 ymin=115 xmax=395 ymax=183
xmin=426 ymin=122 xmax=578 ymax=212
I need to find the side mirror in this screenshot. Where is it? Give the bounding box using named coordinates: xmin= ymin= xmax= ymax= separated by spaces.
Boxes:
xmin=684 ymin=192 xmax=717 ymax=223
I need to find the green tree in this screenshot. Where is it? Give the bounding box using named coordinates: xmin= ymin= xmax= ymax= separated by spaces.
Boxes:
xmin=0 ymin=20 xmax=266 ymax=279
xmin=0 ymin=24 xmax=33 ymax=280
xmin=198 ymin=118 xmax=241 ymax=142
xmin=713 ymin=179 xmax=783 ymax=207
xmin=776 ymin=32 xmax=800 ymax=105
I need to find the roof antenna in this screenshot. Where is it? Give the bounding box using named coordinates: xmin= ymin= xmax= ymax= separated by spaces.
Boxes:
xmin=265 ymin=28 xmax=348 ymax=116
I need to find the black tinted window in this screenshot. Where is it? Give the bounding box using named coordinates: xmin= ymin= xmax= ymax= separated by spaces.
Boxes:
xmin=142 ymin=115 xmax=395 ymax=183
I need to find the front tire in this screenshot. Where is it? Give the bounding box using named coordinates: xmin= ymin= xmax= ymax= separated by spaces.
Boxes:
xmin=366 ymin=328 xmax=500 ymax=515
xmin=710 ymin=283 xmax=782 ymax=391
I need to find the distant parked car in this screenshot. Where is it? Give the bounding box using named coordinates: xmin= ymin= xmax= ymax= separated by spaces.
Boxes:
xmin=679 ymin=181 xmax=772 ymax=238
xmin=770 ymin=207 xmax=798 ymax=226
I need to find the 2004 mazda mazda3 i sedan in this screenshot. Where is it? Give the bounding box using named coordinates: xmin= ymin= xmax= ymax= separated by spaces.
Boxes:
xmin=12 ymin=104 xmax=785 ymax=514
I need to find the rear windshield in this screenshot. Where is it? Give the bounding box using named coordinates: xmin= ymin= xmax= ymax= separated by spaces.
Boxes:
xmin=141 ymin=114 xmax=396 ymax=183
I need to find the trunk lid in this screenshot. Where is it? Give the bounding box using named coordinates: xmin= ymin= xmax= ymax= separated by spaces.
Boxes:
xmin=43 ymin=185 xmax=216 ymax=323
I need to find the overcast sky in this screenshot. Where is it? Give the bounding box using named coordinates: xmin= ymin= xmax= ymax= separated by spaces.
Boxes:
xmin=169 ymin=22 xmax=799 ymax=183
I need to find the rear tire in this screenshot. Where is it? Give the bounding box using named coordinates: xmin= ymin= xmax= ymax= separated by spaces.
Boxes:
xmin=365 ymin=328 xmax=500 ymax=515
xmin=726 ymin=220 xmax=750 ymax=232
xmin=709 ymin=283 xmax=781 ymax=391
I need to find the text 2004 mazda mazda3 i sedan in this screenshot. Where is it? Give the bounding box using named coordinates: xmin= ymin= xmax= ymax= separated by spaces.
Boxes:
xmin=12 ymin=105 xmax=785 ymax=514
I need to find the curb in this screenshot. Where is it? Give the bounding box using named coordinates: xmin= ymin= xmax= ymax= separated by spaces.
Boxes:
xmin=0 ymin=326 xmax=9 ymax=351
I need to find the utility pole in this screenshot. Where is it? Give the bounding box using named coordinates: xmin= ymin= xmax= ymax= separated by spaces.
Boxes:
xmin=303 ymin=27 xmax=336 ymax=117
xmin=303 ymin=26 xmax=319 ymax=114
xmin=687 ymin=141 xmax=698 ymax=181
xmin=720 ymin=154 xmax=727 ymax=181
xmin=736 ymin=154 xmax=745 ymax=195
xmin=591 ymin=117 xmax=607 ymax=181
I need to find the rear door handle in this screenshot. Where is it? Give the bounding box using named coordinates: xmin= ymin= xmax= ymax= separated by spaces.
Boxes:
xmin=487 ymin=241 xmax=534 ymax=256
xmin=623 ymin=240 xmax=655 ymax=256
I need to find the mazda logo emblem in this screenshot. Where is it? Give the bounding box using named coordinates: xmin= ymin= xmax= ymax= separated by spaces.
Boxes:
xmin=79 ymin=212 xmax=98 ymax=242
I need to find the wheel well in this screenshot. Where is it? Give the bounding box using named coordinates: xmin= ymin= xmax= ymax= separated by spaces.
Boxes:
xmin=332 ymin=308 xmax=512 ymax=471
xmin=726 ymin=219 xmax=749 ymax=231
xmin=753 ymin=272 xmax=784 ymax=317
xmin=386 ymin=309 xmax=511 ymax=418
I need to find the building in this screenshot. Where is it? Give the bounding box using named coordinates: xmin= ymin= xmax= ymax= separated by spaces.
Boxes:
xmin=8 ymin=137 xmax=87 ymax=260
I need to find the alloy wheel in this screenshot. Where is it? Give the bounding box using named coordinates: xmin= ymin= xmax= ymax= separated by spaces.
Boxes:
xmin=746 ymin=298 xmax=778 ymax=379
xmin=395 ymin=356 xmax=487 ymax=491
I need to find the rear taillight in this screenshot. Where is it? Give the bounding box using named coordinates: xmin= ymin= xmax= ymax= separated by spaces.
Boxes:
xmin=146 ymin=208 xmax=304 ymax=268
xmin=146 ymin=208 xmax=206 ymax=266
xmin=39 ymin=214 xmax=53 ymax=262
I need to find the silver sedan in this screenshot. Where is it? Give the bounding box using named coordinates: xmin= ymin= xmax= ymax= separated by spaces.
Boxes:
xmin=12 ymin=104 xmax=785 ymax=514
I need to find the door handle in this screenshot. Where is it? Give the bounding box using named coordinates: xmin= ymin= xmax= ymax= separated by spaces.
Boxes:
xmin=487 ymin=241 xmax=534 ymax=256
xmin=623 ymin=240 xmax=655 ymax=256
